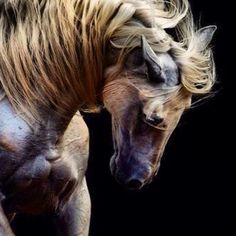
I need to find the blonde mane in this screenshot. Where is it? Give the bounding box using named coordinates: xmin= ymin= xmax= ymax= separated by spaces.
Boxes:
xmin=0 ymin=0 xmax=215 ymax=120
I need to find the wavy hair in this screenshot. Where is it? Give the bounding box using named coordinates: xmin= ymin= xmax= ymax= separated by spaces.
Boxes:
xmin=0 ymin=0 xmax=215 ymax=120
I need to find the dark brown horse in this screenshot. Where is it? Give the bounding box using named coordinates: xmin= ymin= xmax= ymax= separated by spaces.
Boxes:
xmin=0 ymin=0 xmax=215 ymax=235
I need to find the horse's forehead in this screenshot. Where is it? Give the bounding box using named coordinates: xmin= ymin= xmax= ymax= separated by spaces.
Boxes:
xmin=157 ymin=53 xmax=177 ymax=70
xmin=157 ymin=52 xmax=179 ymax=86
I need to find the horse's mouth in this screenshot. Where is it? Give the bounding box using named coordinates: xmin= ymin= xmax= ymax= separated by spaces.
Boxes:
xmin=109 ymin=152 xmax=161 ymax=190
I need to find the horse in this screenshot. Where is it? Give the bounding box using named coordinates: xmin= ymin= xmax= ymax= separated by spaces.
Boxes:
xmin=0 ymin=0 xmax=216 ymax=235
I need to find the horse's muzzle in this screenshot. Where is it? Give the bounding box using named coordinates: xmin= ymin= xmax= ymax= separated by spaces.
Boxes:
xmin=110 ymin=154 xmax=152 ymax=190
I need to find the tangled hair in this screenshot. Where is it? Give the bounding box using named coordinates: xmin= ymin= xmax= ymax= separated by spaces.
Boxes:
xmin=0 ymin=0 xmax=215 ymax=120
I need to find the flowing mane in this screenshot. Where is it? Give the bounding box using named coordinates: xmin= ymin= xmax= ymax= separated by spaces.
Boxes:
xmin=0 ymin=0 xmax=215 ymax=120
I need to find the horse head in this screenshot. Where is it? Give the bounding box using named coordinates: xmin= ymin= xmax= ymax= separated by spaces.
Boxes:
xmin=103 ymin=27 xmax=216 ymax=189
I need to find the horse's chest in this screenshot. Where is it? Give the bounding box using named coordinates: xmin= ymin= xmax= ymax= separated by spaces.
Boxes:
xmin=2 ymin=156 xmax=79 ymax=214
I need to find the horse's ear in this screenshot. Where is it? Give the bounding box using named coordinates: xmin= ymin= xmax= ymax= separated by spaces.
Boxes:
xmin=141 ymin=36 xmax=161 ymax=81
xmin=141 ymin=35 xmax=160 ymax=65
xmin=196 ymin=25 xmax=217 ymax=51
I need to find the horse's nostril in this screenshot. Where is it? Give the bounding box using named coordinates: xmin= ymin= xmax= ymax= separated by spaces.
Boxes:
xmin=126 ymin=179 xmax=143 ymax=190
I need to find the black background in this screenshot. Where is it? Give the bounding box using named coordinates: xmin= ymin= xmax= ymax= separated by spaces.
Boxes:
xmin=12 ymin=0 xmax=235 ymax=235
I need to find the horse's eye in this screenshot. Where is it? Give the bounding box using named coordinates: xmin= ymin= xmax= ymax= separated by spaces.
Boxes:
xmin=143 ymin=114 xmax=164 ymax=126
